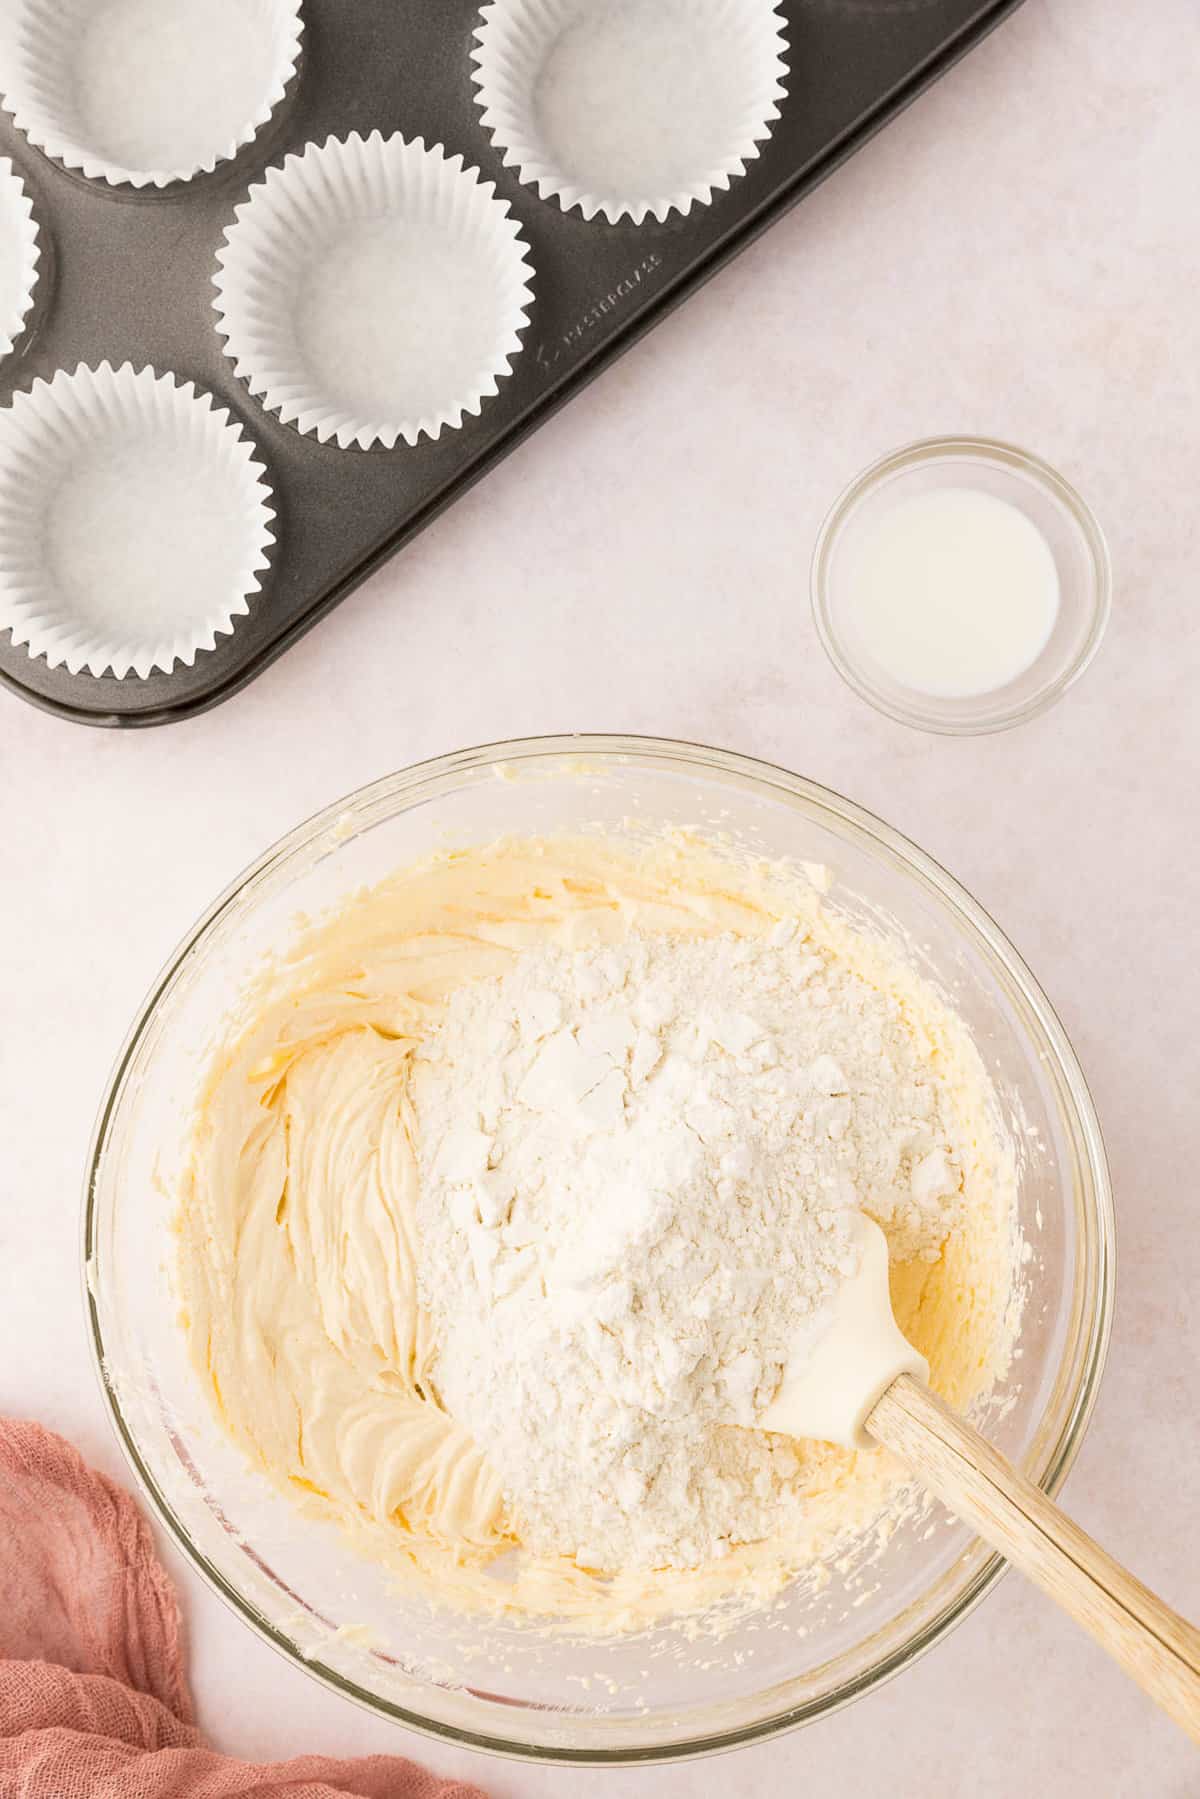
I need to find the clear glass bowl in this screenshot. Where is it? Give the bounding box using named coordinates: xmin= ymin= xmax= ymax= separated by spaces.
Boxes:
xmin=811 ymin=438 xmax=1112 ymax=734
xmin=85 ymin=735 xmax=1113 ymax=1764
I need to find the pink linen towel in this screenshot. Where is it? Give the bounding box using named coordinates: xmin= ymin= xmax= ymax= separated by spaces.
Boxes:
xmin=0 ymin=1419 xmax=487 ymax=1799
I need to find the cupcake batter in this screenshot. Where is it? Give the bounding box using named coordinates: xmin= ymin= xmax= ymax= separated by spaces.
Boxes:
xmin=178 ymin=834 xmax=1018 ymax=1629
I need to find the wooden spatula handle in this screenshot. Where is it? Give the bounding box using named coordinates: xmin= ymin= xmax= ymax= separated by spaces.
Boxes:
xmin=869 ymin=1374 xmax=1200 ymax=1743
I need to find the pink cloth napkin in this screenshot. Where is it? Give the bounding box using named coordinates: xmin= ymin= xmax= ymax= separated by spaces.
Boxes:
xmin=0 ymin=1419 xmax=488 ymax=1799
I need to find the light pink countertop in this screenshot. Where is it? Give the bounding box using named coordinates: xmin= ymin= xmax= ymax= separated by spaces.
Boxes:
xmin=2 ymin=0 xmax=1197 ymax=1790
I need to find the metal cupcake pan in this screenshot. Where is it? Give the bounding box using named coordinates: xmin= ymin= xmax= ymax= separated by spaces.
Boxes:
xmin=0 ymin=0 xmax=1023 ymax=728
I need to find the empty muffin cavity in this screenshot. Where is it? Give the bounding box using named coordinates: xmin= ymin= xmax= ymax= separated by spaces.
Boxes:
xmin=213 ymin=133 xmax=535 ymax=451
xmin=0 ymin=158 xmax=40 ymax=361
xmin=0 ymin=0 xmax=302 ymax=188
xmin=472 ymin=0 xmax=789 ymax=225
xmin=0 ymin=364 xmax=275 ymax=678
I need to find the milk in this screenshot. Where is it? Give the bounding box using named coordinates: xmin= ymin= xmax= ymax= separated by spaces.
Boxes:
xmin=845 ymin=487 xmax=1060 ymax=699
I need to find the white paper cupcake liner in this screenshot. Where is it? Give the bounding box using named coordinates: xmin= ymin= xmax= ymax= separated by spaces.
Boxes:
xmin=213 ymin=132 xmax=535 ymax=451
xmin=0 ymin=157 xmax=40 ymax=361
xmin=0 ymin=364 xmax=275 ymax=679
xmin=472 ymin=0 xmax=789 ymax=226
xmin=0 ymin=0 xmax=303 ymax=190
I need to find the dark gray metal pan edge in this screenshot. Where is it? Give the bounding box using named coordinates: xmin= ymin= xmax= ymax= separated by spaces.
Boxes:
xmin=0 ymin=0 xmax=1026 ymax=730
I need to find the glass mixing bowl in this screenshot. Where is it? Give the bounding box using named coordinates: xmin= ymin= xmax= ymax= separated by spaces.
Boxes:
xmin=85 ymin=736 xmax=1113 ymax=1764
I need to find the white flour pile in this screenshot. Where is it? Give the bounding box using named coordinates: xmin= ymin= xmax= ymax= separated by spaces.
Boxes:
xmin=413 ymin=926 xmax=965 ymax=1573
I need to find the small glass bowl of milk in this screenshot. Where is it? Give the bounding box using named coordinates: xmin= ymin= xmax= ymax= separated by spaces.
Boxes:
xmin=811 ymin=437 xmax=1111 ymax=733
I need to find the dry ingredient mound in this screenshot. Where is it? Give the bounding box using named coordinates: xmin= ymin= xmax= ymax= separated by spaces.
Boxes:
xmin=413 ymin=925 xmax=966 ymax=1574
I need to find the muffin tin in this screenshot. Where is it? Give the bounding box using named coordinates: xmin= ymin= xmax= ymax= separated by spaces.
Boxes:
xmin=0 ymin=0 xmax=1023 ymax=727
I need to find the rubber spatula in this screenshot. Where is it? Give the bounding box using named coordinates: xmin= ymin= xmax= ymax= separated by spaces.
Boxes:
xmin=757 ymin=1213 xmax=1200 ymax=1741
